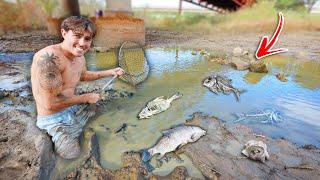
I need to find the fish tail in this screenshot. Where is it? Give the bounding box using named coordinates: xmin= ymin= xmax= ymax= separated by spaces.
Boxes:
xmin=235 ymin=90 xmax=240 ymax=101
xmin=234 ymin=89 xmax=246 ymax=101
xmin=169 ymin=92 xmax=183 ymax=101
xmin=233 ymin=113 xmax=246 ymax=123
xmin=140 ymin=149 xmax=155 ymax=172
xmin=140 ymin=149 xmax=152 ymax=162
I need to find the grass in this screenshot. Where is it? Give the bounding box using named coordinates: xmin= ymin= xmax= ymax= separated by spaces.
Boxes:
xmin=1 ymin=0 xmax=319 ymax=34
xmin=134 ymin=0 xmax=320 ymax=33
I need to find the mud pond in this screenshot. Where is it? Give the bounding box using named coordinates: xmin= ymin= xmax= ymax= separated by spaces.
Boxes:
xmin=1 ymin=48 xmax=320 ymax=178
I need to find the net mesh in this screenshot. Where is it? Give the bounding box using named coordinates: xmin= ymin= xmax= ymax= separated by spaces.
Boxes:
xmin=118 ymin=41 xmax=149 ymax=86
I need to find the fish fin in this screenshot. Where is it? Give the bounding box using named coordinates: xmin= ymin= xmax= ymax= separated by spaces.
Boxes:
xmin=191 ymin=134 xmax=197 ymax=141
xmin=169 ymin=92 xmax=183 ymax=101
xmin=158 ymin=153 xmax=166 ymax=160
xmin=177 ymin=143 xmax=187 ymax=150
xmin=161 ymin=129 xmax=173 ymax=137
xmin=143 ymin=161 xmax=155 ymax=172
xmin=234 ymin=90 xmax=240 ymax=101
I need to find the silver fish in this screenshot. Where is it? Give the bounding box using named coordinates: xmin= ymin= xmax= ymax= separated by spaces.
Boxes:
xmin=138 ymin=92 xmax=183 ymax=119
xmin=233 ymin=108 xmax=283 ymax=124
xmin=203 ymin=75 xmax=242 ymax=101
xmin=141 ymin=125 xmax=206 ymax=171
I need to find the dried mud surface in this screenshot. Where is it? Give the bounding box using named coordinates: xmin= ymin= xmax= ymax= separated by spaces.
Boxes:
xmin=1 ymin=29 xmax=319 ymax=61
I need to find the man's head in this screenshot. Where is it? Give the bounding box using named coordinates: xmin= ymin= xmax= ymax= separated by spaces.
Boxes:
xmin=60 ymin=16 xmax=97 ymax=57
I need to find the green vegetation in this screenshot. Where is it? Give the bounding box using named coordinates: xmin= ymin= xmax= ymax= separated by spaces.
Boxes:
xmin=35 ymin=0 xmax=59 ymax=17
xmin=134 ymin=0 xmax=320 ymax=33
xmin=275 ymin=0 xmax=306 ymax=11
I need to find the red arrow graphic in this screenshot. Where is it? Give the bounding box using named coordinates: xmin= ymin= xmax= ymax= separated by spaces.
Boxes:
xmin=255 ymin=12 xmax=288 ymax=59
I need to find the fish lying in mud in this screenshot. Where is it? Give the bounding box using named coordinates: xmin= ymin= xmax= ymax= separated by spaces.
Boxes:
xmin=140 ymin=125 xmax=206 ymax=171
xmin=242 ymin=140 xmax=270 ymax=163
xmin=203 ymin=75 xmax=242 ymax=101
xmin=138 ymin=92 xmax=183 ymax=119
xmin=233 ymin=108 xmax=283 ymax=124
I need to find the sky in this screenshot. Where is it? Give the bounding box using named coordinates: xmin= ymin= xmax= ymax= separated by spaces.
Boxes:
xmin=130 ymin=0 xmax=320 ymax=9
xmin=131 ymin=0 xmax=203 ymax=9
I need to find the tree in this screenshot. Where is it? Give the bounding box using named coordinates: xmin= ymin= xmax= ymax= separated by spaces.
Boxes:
xmin=305 ymin=0 xmax=318 ymax=12
xmin=60 ymin=0 xmax=80 ymax=16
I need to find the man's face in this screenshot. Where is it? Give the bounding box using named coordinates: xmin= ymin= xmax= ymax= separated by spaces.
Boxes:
xmin=61 ymin=29 xmax=93 ymax=57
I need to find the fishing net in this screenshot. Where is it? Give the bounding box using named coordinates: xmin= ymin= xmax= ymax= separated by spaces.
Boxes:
xmin=118 ymin=41 xmax=149 ymax=86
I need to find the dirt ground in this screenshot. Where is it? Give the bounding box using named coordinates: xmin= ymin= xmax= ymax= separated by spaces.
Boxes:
xmin=0 ymin=29 xmax=320 ymax=179
xmin=1 ymin=29 xmax=319 ymax=61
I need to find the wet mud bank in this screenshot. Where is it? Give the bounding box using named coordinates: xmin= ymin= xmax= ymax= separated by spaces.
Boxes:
xmin=0 ymin=60 xmax=134 ymax=179
xmin=182 ymin=113 xmax=320 ymax=179
xmin=65 ymin=129 xmax=196 ymax=180
xmin=62 ymin=112 xmax=320 ymax=179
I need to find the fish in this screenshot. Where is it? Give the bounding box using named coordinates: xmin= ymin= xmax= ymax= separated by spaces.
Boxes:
xmin=233 ymin=108 xmax=284 ymax=124
xmin=242 ymin=140 xmax=270 ymax=163
xmin=138 ymin=92 xmax=183 ymax=119
xmin=140 ymin=125 xmax=206 ymax=171
xmin=203 ymin=75 xmax=242 ymax=101
xmin=114 ymin=123 xmax=137 ymax=141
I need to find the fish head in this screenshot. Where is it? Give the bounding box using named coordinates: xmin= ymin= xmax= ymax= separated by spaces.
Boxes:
xmin=203 ymin=76 xmax=216 ymax=88
xmin=191 ymin=127 xmax=206 ymax=141
xmin=138 ymin=107 xmax=154 ymax=119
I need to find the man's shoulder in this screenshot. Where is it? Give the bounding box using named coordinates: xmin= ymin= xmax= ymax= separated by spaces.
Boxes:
xmin=34 ymin=44 xmax=61 ymax=60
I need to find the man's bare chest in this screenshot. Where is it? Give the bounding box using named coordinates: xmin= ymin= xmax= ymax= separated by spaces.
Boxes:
xmin=61 ymin=59 xmax=83 ymax=88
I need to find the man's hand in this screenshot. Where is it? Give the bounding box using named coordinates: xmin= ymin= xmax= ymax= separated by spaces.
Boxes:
xmin=110 ymin=67 xmax=125 ymax=77
xmin=83 ymin=93 xmax=100 ymax=104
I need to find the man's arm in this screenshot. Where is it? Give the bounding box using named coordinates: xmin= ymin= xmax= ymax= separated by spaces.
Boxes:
xmin=80 ymin=63 xmax=124 ymax=81
xmin=37 ymin=53 xmax=99 ymax=111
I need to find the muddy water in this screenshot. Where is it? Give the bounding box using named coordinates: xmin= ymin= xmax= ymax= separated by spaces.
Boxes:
xmin=4 ymin=49 xmax=318 ymax=178
xmin=52 ymin=48 xmax=320 ymax=178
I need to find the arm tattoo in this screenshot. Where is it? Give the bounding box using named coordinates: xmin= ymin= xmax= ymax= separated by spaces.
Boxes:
xmin=37 ymin=53 xmax=62 ymax=90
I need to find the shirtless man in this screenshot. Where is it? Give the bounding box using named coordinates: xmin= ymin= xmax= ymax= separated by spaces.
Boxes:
xmin=31 ymin=16 xmax=124 ymax=159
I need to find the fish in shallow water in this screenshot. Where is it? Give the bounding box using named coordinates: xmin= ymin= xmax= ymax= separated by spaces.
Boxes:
xmin=114 ymin=123 xmax=137 ymax=141
xmin=140 ymin=125 xmax=206 ymax=171
xmin=203 ymin=75 xmax=242 ymax=101
xmin=138 ymin=92 xmax=183 ymax=119
xmin=233 ymin=108 xmax=283 ymax=124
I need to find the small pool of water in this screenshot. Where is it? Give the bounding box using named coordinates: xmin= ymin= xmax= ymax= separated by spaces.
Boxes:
xmin=2 ymin=49 xmax=319 ymax=178
xmin=56 ymin=48 xmax=320 ymax=178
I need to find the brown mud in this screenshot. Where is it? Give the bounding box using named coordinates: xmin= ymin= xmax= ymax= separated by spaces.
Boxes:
xmin=0 ymin=29 xmax=320 ymax=179
xmin=1 ymin=30 xmax=319 ymax=61
xmin=183 ymin=113 xmax=320 ymax=179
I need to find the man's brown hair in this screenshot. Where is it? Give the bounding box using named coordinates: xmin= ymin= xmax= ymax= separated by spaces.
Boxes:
xmin=61 ymin=16 xmax=97 ymax=38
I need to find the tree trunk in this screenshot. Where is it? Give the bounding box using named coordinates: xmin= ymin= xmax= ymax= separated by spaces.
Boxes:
xmin=61 ymin=0 xmax=80 ymax=16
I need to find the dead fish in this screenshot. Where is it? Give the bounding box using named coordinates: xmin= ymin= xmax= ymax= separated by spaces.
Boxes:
xmin=141 ymin=125 xmax=206 ymax=171
xmin=242 ymin=140 xmax=270 ymax=163
xmin=203 ymin=75 xmax=242 ymax=101
xmin=138 ymin=92 xmax=183 ymax=119
xmin=114 ymin=123 xmax=137 ymax=141
xmin=233 ymin=108 xmax=283 ymax=124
